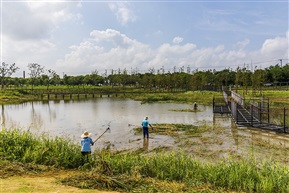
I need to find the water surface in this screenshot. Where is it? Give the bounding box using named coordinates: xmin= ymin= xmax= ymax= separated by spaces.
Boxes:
xmin=1 ymin=98 xmax=214 ymax=150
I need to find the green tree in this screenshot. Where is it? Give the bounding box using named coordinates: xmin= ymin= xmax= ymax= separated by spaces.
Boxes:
xmin=267 ymin=64 xmax=284 ymax=83
xmin=28 ymin=63 xmax=44 ymax=90
xmin=0 ymin=62 xmax=19 ymax=89
xmin=46 ymin=69 xmax=60 ymax=89
xmin=120 ymin=68 xmax=129 ymax=89
xmin=90 ymin=70 xmax=104 ymax=86
xmin=40 ymin=74 xmax=49 ymax=87
xmin=235 ymin=67 xmax=242 ymax=92
xmin=242 ymin=68 xmax=251 ymax=95
xmin=191 ymin=71 xmax=202 ymax=91
xmin=282 ymin=64 xmax=289 ymax=82
xmin=252 ymin=69 xmax=265 ymax=95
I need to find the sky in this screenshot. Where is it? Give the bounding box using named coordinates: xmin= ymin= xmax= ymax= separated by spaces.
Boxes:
xmin=1 ymin=0 xmax=289 ymax=77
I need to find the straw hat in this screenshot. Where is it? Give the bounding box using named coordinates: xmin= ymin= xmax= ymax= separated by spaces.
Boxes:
xmin=81 ymin=131 xmax=91 ymax=138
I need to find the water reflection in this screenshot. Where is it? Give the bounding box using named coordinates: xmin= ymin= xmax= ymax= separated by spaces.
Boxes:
xmin=1 ymin=98 xmax=212 ymax=134
xmin=143 ymin=138 xmax=149 ymax=152
xmin=1 ymin=105 xmax=5 ymax=131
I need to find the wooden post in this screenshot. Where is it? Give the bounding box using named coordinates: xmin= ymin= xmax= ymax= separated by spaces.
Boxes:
xmin=213 ymin=97 xmax=215 ymax=112
xmin=283 ymin=107 xmax=286 ymax=133
xmin=258 ymin=102 xmax=261 ymax=124
xmin=236 ymin=103 xmax=238 ymax=122
xmin=250 ymin=104 xmax=254 ymax=126
xmin=267 ymin=98 xmax=270 ymax=124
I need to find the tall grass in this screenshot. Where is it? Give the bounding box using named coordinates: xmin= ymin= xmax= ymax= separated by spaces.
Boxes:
xmin=0 ymin=129 xmax=83 ymax=168
xmin=204 ymin=158 xmax=289 ymax=192
xmin=82 ymin=150 xmax=289 ymax=192
xmin=2 ymin=128 xmax=289 ymax=192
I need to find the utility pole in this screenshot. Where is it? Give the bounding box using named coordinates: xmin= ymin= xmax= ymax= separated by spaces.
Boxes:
xmin=279 ymin=59 xmax=283 ymax=67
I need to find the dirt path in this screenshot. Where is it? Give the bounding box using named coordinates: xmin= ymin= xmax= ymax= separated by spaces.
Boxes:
xmin=0 ymin=171 xmax=118 ymax=193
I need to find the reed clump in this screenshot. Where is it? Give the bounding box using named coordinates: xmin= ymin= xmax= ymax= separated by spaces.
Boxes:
xmin=0 ymin=129 xmax=83 ymax=169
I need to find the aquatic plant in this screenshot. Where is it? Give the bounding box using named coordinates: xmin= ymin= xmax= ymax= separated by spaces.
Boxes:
xmin=133 ymin=123 xmax=210 ymax=138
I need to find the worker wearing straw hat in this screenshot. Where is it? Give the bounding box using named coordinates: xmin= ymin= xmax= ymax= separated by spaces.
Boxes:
xmin=80 ymin=131 xmax=94 ymax=160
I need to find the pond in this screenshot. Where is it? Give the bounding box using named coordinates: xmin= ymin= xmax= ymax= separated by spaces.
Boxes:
xmin=2 ymin=98 xmax=289 ymax=154
xmin=1 ymin=98 xmax=213 ymax=148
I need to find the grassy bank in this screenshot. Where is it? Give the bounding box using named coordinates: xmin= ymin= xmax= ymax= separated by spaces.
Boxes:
xmin=125 ymin=91 xmax=216 ymax=105
xmin=0 ymin=89 xmax=36 ymax=104
xmin=1 ymin=87 xmax=288 ymax=107
xmin=0 ymin=87 xmax=218 ymax=105
xmin=1 ymin=128 xmax=289 ymax=193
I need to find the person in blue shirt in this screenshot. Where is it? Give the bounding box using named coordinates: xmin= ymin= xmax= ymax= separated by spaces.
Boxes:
xmin=80 ymin=131 xmax=94 ymax=158
xmin=141 ymin=116 xmax=154 ymax=138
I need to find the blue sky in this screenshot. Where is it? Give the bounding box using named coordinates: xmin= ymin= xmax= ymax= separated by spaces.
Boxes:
xmin=1 ymin=0 xmax=288 ymax=77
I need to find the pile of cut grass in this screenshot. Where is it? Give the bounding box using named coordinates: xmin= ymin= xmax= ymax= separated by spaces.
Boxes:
xmin=0 ymin=159 xmax=54 ymax=178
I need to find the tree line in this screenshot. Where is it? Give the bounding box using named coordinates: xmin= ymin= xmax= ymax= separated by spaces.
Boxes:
xmin=1 ymin=62 xmax=289 ymax=92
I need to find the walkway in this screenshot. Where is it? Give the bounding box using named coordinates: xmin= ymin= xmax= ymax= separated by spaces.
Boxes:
xmin=213 ymin=90 xmax=288 ymax=133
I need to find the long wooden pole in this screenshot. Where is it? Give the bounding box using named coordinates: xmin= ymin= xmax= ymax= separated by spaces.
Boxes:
xmin=94 ymin=127 xmax=110 ymax=143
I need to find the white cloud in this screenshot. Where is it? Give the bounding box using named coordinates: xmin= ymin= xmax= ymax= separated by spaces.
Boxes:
xmin=2 ymin=1 xmax=81 ymax=75
xmin=56 ymin=29 xmax=289 ymax=75
xmin=1 ymin=1 xmax=288 ymax=78
xmin=108 ymin=2 xmax=137 ymax=25
xmin=261 ymin=33 xmax=289 ymax=58
xmin=172 ymin=37 xmax=184 ymax=44
xmin=149 ymin=43 xmax=196 ymax=70
xmin=235 ymin=39 xmax=250 ymax=50
xmin=3 ymin=34 xmax=56 ymax=59
xmin=90 ymin=29 xmax=134 ymax=48
xmin=56 ymin=29 xmax=152 ymax=74
xmin=3 ymin=1 xmax=79 ymax=40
